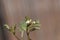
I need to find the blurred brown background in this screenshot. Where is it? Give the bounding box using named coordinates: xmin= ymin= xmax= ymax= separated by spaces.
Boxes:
xmin=0 ymin=0 xmax=60 ymax=40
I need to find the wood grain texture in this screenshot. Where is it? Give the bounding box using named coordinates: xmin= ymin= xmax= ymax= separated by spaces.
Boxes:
xmin=1 ymin=0 xmax=60 ymax=40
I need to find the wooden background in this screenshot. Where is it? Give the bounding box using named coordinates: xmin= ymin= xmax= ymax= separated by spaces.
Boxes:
xmin=1 ymin=0 xmax=60 ymax=40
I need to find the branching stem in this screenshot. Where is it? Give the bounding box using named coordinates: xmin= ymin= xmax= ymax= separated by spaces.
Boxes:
xmin=14 ymin=34 xmax=21 ymax=40
xmin=26 ymin=26 xmax=31 ymax=40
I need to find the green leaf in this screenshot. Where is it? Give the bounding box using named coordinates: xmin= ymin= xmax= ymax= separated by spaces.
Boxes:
xmin=33 ymin=23 xmax=40 ymax=27
xmin=35 ymin=20 xmax=40 ymax=24
xmin=20 ymin=21 xmax=27 ymax=31
xmin=28 ymin=27 xmax=40 ymax=32
xmin=29 ymin=28 xmax=36 ymax=32
xmin=9 ymin=28 xmax=15 ymax=35
xmin=9 ymin=24 xmax=16 ymax=35
xmin=28 ymin=22 xmax=40 ymax=32
xmin=34 ymin=27 xmax=40 ymax=30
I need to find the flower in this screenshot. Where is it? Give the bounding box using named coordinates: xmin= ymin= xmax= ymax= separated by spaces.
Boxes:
xmin=26 ymin=19 xmax=32 ymax=24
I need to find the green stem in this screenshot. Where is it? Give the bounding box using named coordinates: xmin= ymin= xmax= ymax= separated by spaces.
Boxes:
xmin=26 ymin=32 xmax=31 ymax=40
xmin=26 ymin=26 xmax=31 ymax=40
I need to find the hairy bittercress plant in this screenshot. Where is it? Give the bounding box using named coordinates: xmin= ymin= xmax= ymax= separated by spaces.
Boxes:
xmin=4 ymin=16 xmax=41 ymax=40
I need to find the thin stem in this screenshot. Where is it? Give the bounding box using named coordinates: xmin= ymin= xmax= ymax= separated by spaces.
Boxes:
xmin=26 ymin=26 xmax=31 ymax=40
xmin=14 ymin=33 xmax=24 ymax=40
xmin=14 ymin=34 xmax=21 ymax=40
xmin=26 ymin=32 xmax=31 ymax=40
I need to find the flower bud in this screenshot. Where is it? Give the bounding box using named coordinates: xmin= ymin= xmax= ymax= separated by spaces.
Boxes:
xmin=26 ymin=19 xmax=32 ymax=24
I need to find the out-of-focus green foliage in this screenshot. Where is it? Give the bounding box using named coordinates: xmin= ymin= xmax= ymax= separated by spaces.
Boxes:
xmin=19 ymin=21 xmax=27 ymax=31
xmin=4 ymin=24 xmax=16 ymax=35
xmin=4 ymin=16 xmax=41 ymax=40
xmin=19 ymin=16 xmax=41 ymax=38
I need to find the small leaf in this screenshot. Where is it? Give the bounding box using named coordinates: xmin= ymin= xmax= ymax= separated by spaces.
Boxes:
xmin=29 ymin=28 xmax=36 ymax=32
xmin=9 ymin=24 xmax=16 ymax=35
xmin=4 ymin=24 xmax=10 ymax=29
xmin=35 ymin=20 xmax=40 ymax=24
xmin=9 ymin=28 xmax=15 ymax=35
xmin=33 ymin=24 xmax=40 ymax=27
xmin=29 ymin=27 xmax=40 ymax=32
xmin=34 ymin=27 xmax=40 ymax=30
xmin=28 ymin=23 xmax=40 ymax=32
xmin=20 ymin=21 xmax=27 ymax=31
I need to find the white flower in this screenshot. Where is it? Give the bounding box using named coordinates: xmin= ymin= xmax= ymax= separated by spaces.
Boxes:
xmin=26 ymin=19 xmax=32 ymax=24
